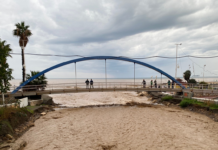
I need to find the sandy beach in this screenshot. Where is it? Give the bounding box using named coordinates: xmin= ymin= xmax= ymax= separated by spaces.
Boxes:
xmin=16 ymin=92 xmax=218 ymax=150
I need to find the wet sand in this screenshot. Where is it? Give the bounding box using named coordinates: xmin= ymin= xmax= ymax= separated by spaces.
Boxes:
xmin=18 ymin=92 xmax=218 ymax=150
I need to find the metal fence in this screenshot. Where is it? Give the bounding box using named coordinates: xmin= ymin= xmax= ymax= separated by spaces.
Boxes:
xmin=8 ymin=82 xmax=218 ymax=93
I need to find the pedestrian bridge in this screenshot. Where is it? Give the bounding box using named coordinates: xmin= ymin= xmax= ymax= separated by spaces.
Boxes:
xmin=7 ymin=82 xmax=218 ymax=97
xmin=8 ymin=56 xmax=218 ymax=97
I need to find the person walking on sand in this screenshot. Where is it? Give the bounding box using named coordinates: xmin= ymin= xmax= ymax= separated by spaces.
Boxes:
xmin=168 ymin=80 xmax=171 ymax=88
xmin=90 ymin=79 xmax=94 ymax=88
xmin=150 ymin=80 xmax=153 ymax=88
xmin=142 ymin=79 xmax=146 ymax=88
xmin=154 ymin=80 xmax=157 ymax=88
xmin=85 ymin=79 xmax=89 ymax=89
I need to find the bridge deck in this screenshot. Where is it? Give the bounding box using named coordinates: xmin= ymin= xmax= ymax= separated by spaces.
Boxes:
xmin=8 ymin=88 xmax=182 ymax=97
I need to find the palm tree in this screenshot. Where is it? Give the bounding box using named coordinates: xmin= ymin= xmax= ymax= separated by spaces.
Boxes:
xmin=0 ymin=39 xmax=13 ymax=93
xmin=183 ymin=70 xmax=191 ymax=82
xmin=13 ymin=21 xmax=32 ymax=82
xmin=23 ymin=71 xmax=47 ymax=91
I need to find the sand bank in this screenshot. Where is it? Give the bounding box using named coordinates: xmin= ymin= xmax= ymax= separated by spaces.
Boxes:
xmin=18 ymin=92 xmax=218 ymax=150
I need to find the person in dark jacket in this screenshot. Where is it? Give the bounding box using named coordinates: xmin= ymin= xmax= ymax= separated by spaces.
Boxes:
xmin=142 ymin=79 xmax=146 ymax=88
xmin=90 ymin=79 xmax=94 ymax=88
xmin=172 ymin=80 xmax=175 ymax=89
xmin=85 ymin=79 xmax=89 ymax=89
xmin=150 ymin=80 xmax=153 ymax=88
xmin=168 ymin=80 xmax=171 ymax=88
xmin=154 ymin=80 xmax=157 ymax=88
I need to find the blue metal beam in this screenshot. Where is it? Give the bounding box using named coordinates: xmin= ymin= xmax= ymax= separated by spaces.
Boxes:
xmin=11 ymin=56 xmax=185 ymax=94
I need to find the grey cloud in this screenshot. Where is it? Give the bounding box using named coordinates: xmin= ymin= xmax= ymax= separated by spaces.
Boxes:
xmin=1 ymin=0 xmax=218 ymax=79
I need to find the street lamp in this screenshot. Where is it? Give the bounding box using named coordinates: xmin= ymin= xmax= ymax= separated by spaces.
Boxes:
xmin=0 ymin=64 xmax=5 ymax=106
xmin=175 ymin=43 xmax=182 ymax=79
xmin=203 ymin=65 xmax=206 ymax=81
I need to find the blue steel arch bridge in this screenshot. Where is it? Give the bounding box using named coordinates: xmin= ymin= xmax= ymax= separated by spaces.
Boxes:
xmin=7 ymin=56 xmax=218 ymax=97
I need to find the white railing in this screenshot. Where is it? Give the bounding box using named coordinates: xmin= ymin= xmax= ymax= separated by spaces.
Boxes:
xmin=9 ymin=82 xmax=180 ymax=92
xmin=8 ymin=82 xmax=218 ymax=93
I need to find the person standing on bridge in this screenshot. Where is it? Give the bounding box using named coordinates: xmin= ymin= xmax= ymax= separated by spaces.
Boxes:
xmin=90 ymin=79 xmax=94 ymax=89
xmin=172 ymin=80 xmax=175 ymax=89
xmin=85 ymin=79 xmax=89 ymax=89
xmin=150 ymin=80 xmax=153 ymax=88
xmin=168 ymin=80 xmax=171 ymax=88
xmin=154 ymin=80 xmax=157 ymax=88
xmin=142 ymin=79 xmax=146 ymax=88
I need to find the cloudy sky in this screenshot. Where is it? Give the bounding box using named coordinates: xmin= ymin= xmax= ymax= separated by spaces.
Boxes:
xmin=0 ymin=0 xmax=218 ymax=80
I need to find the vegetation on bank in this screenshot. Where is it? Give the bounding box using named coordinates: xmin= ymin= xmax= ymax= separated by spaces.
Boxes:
xmin=161 ymin=95 xmax=173 ymax=101
xmin=0 ymin=39 xmax=14 ymax=94
xmin=0 ymin=107 xmax=31 ymax=136
xmin=180 ymin=98 xmax=218 ymax=110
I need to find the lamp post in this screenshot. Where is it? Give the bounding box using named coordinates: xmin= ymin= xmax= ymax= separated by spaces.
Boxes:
xmin=203 ymin=65 xmax=206 ymax=81
xmin=175 ymin=43 xmax=182 ymax=89
xmin=0 ymin=64 xmax=4 ymax=106
xmin=175 ymin=43 xmax=182 ymax=79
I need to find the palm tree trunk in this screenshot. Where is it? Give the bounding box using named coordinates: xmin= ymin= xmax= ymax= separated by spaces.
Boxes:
xmin=21 ymin=48 xmax=25 ymax=82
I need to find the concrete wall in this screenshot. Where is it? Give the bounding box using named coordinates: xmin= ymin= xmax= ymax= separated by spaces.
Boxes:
xmin=19 ymin=97 xmax=28 ymax=108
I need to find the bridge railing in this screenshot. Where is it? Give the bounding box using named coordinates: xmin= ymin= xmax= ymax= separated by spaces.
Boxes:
xmin=185 ymin=83 xmax=218 ymax=90
xmin=9 ymin=82 xmax=218 ymax=93
xmin=9 ymin=82 xmax=178 ymax=92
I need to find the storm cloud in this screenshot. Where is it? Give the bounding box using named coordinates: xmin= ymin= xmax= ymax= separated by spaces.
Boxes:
xmin=0 ymin=0 xmax=218 ymax=79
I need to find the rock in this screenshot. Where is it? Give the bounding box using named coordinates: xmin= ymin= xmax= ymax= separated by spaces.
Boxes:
xmin=28 ymin=100 xmax=43 ymax=106
xmin=6 ymin=134 xmax=13 ymax=140
xmin=19 ymin=140 xmax=27 ymax=147
xmin=7 ymin=139 xmax=15 ymax=143
xmin=153 ymin=100 xmax=157 ymax=103
xmin=167 ymin=103 xmax=170 ymax=106
xmin=15 ymin=129 xmax=19 ymax=132
xmin=3 ymin=137 xmax=7 ymax=140
xmin=148 ymin=98 xmax=152 ymax=101
xmin=23 ymin=126 xmax=26 ymax=130
xmin=0 ymin=144 xmax=11 ymax=150
xmin=41 ymin=112 xmax=47 ymax=116
xmin=42 ymin=94 xmax=54 ymax=105
xmin=0 ymin=138 xmax=2 ymax=142
xmin=9 ymin=140 xmax=27 ymax=150
xmin=28 ymin=122 xmax=35 ymax=127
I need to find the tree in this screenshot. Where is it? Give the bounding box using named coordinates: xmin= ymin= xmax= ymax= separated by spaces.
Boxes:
xmin=199 ymin=81 xmax=208 ymax=85
xmin=13 ymin=21 xmax=32 ymax=83
xmin=0 ymin=39 xmax=13 ymax=94
xmin=188 ymin=79 xmax=197 ymax=84
xmin=183 ymin=70 xmax=191 ymax=82
xmin=23 ymin=71 xmax=47 ymax=91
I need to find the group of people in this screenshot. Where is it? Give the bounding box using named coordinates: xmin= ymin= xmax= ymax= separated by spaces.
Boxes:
xmin=142 ymin=79 xmax=175 ymax=89
xmin=167 ymin=80 xmax=175 ymax=89
xmin=85 ymin=79 xmax=175 ymax=89
xmin=85 ymin=79 xmax=94 ymax=89
xmin=142 ymin=79 xmax=158 ymax=88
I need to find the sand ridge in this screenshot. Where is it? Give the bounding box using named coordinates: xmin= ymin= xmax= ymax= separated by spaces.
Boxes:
xmin=19 ymin=106 xmax=218 ymax=150
xmin=17 ymin=92 xmax=218 ymax=150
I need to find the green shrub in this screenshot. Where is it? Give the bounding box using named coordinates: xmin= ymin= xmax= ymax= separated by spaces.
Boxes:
xmin=188 ymin=79 xmax=197 ymax=84
xmin=199 ymin=81 xmax=208 ymax=84
xmin=161 ymin=95 xmax=173 ymax=101
xmin=0 ymin=107 xmax=31 ymax=136
xmin=180 ymin=99 xmax=193 ymax=107
xmin=179 ymin=98 xmax=218 ymax=109
xmin=209 ymin=104 xmax=218 ymax=110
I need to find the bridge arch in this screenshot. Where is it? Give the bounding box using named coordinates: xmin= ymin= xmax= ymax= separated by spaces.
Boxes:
xmin=11 ymin=56 xmax=185 ymax=94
